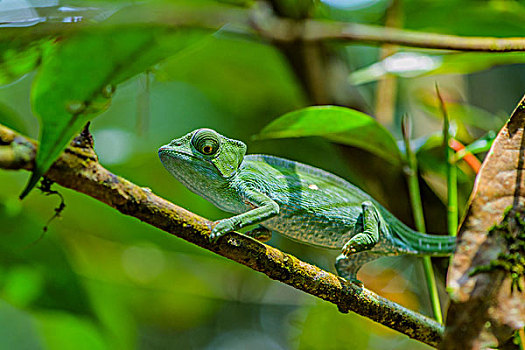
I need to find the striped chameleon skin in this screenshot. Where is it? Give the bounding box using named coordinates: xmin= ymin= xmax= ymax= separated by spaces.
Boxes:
xmin=159 ymin=128 xmax=456 ymax=283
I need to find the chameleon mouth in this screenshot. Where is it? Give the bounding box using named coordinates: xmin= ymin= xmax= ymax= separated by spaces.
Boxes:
xmin=158 ymin=146 xmax=200 ymax=163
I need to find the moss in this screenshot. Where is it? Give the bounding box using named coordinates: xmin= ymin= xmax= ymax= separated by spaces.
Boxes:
xmin=470 ymin=207 xmax=525 ymax=292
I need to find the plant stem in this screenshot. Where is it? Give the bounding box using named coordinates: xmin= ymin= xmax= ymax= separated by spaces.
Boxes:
xmin=446 ymin=145 xmax=458 ymax=236
xmin=402 ymin=115 xmax=444 ymax=324
xmin=439 ymin=92 xmax=459 ymax=237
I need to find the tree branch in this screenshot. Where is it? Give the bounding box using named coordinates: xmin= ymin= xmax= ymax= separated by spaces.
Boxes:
xmin=251 ymin=7 xmax=525 ymax=52
xmin=8 ymin=4 xmax=525 ymax=53
xmin=0 ymin=123 xmax=443 ymax=347
xmin=298 ymin=21 xmax=525 ymax=51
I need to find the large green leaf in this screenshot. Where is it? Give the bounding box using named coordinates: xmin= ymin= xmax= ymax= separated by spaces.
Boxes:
xmin=255 ymin=106 xmax=404 ymax=164
xmin=20 ymin=27 xmax=206 ymax=198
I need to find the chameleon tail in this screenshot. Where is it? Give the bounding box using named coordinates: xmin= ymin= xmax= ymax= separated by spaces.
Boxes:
xmin=390 ymin=219 xmax=457 ymax=256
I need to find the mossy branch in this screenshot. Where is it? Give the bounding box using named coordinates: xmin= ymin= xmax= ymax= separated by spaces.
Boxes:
xmin=0 ymin=123 xmax=443 ymax=347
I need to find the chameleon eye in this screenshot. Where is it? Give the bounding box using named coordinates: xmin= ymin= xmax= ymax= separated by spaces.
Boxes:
xmin=192 ymin=129 xmax=220 ymax=156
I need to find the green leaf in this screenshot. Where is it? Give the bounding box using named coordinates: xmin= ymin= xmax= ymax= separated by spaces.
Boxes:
xmin=20 ymin=27 xmax=206 ymax=198
xmin=428 ymin=52 xmax=525 ymax=76
xmin=255 ymin=106 xmax=404 ymax=164
xmin=349 ymin=51 xmax=525 ymax=85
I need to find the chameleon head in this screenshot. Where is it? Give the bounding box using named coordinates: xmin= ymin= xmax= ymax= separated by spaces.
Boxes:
xmin=158 ymin=128 xmax=247 ymax=189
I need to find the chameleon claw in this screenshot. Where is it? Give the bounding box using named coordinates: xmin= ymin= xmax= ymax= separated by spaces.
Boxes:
xmin=210 ymin=220 xmax=234 ymax=243
xmin=342 ymin=244 xmax=357 ymax=256
xmin=209 ymin=230 xmax=223 ymax=243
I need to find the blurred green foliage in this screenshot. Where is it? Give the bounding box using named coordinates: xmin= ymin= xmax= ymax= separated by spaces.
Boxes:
xmin=0 ymin=0 xmax=522 ymax=349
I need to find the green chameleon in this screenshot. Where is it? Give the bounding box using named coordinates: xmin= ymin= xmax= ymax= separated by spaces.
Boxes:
xmin=158 ymin=128 xmax=456 ymax=284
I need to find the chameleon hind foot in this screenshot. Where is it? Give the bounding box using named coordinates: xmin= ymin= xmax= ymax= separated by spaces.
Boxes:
xmin=245 ymin=225 xmax=272 ymax=242
xmin=335 ymin=252 xmax=379 ymax=285
xmin=335 ymin=254 xmax=363 ymax=285
xmin=342 ymin=201 xmax=380 ymax=256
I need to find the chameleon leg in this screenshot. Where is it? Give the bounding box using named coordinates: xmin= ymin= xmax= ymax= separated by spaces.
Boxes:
xmin=335 ymin=252 xmax=379 ymax=285
xmin=342 ymin=201 xmax=380 ymax=256
xmin=245 ymin=225 xmax=272 ymax=242
xmin=336 ymin=201 xmax=381 ymax=284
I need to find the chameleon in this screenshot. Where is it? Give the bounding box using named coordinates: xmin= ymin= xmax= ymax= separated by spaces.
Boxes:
xmin=158 ymin=128 xmax=456 ymax=284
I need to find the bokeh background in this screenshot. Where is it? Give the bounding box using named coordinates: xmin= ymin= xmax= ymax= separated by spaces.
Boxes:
xmin=1 ymin=0 xmax=524 ymax=349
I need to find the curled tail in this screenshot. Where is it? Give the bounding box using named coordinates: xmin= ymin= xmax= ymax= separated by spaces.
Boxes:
xmin=390 ymin=219 xmax=456 ymax=256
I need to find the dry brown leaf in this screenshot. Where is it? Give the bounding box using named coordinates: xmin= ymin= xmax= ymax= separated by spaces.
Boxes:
xmin=443 ymin=95 xmax=525 ymax=349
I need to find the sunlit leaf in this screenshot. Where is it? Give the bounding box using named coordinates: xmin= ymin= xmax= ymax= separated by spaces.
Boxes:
xmin=349 ymin=52 xmax=442 ymax=85
xmin=21 ymin=27 xmax=207 ymax=198
xmin=349 ymin=51 xmax=525 ymax=85
xmin=429 ymin=52 xmax=525 ymax=76
xmin=255 ymin=106 xmax=404 ymax=164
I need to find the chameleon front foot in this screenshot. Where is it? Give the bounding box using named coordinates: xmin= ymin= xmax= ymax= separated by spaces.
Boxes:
xmin=210 ymin=219 xmax=237 ymax=242
xmin=210 ymin=222 xmax=273 ymax=243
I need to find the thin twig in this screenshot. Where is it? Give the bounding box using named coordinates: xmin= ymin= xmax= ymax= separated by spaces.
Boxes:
xmin=0 ymin=123 xmax=444 ymax=347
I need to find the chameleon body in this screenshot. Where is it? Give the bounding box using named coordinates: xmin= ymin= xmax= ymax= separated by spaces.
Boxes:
xmin=158 ymin=128 xmax=456 ymax=283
